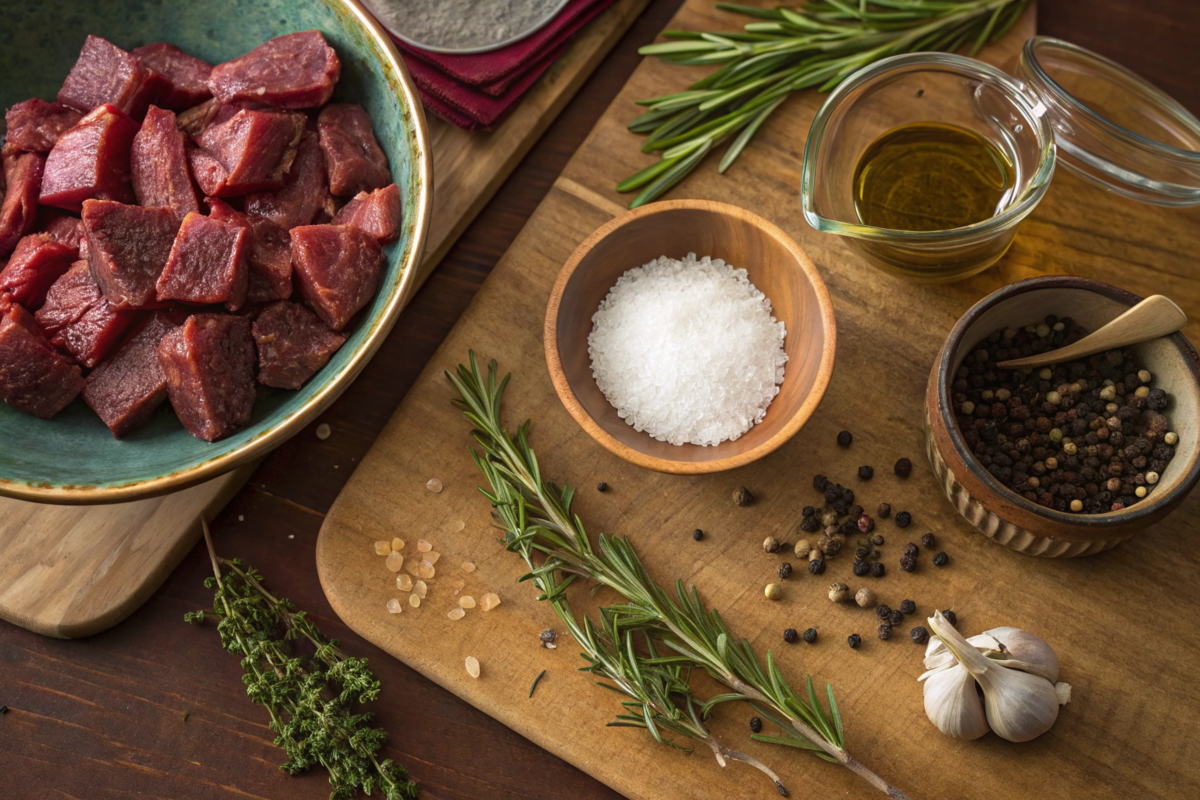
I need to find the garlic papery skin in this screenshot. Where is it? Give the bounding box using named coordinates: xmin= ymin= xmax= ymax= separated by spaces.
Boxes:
xmin=980 ymin=626 xmax=1060 ymax=683
xmin=928 ymin=611 xmax=1062 ymax=743
xmin=922 ymin=662 xmax=989 ymax=740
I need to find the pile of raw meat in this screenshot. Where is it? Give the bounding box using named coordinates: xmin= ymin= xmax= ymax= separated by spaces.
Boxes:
xmin=0 ymin=31 xmax=402 ymax=441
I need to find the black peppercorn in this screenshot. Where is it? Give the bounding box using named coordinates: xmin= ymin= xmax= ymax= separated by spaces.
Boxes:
xmin=903 ymin=543 xmax=919 ymax=557
xmin=941 ymin=609 xmax=957 ymax=626
xmin=920 ymin=532 xmax=936 ymax=549
xmin=848 ymin=504 xmax=863 ymax=519
xmin=858 ymin=465 xmax=874 ymax=480
xmin=878 ymin=623 xmax=893 ymax=640
xmin=910 ymin=626 xmax=929 ymax=645
xmin=799 ymin=516 xmax=820 ymax=533
xmin=894 ymin=458 xmax=913 ymax=477
xmin=734 ymin=486 xmax=753 ymax=506
xmin=778 ymin=562 xmax=793 ymax=580
xmin=802 ymin=627 xmax=818 ymax=644
xmin=889 ymin=609 xmax=904 ymax=626
xmin=597 ymin=481 xmax=607 ymax=492
xmin=750 ymin=716 xmax=763 ymax=733
xmin=933 ymin=551 xmax=949 ymax=567
xmin=875 ymin=604 xmax=892 ymax=620
xmin=870 ymin=562 xmax=886 ymax=578
xmin=783 ymin=628 xmax=798 ymax=644
xmin=802 ymin=506 xmax=815 ymax=517
xmin=808 ymin=558 xmax=826 ymax=575
xmin=900 ymin=599 xmax=916 ymax=615
xmin=854 ymin=546 xmax=870 ymax=560
xmin=837 ymin=430 xmax=853 ymax=446
xmin=900 ymin=554 xmax=917 ymax=572
xmin=895 ymin=511 xmax=912 ymax=528
xmin=692 ymin=528 xmax=703 ymax=541
xmin=871 ymin=534 xmax=884 ymax=546
xmin=852 ymin=560 xmax=870 ymax=577
xmin=847 ymin=633 xmax=861 ymax=649
xmin=877 ymin=502 xmax=891 ymax=518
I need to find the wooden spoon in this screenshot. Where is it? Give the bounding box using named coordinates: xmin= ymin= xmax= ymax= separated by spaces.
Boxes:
xmin=997 ymin=295 xmax=1188 ymax=369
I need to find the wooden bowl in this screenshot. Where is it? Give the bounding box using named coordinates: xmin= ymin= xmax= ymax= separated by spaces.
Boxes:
xmin=926 ymin=276 xmax=1200 ymax=556
xmin=544 ymin=200 xmax=836 ymax=474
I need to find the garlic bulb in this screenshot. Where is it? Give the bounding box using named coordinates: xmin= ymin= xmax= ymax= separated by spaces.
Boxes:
xmin=920 ymin=612 xmax=1071 ymax=743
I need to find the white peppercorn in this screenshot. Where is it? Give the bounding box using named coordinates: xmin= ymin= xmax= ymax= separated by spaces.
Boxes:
xmin=794 ymin=539 xmax=811 ymax=558
xmin=764 ymin=583 xmax=782 ymax=601
xmin=828 ymin=583 xmax=850 ymax=603
xmin=855 ymin=587 xmax=876 ymax=608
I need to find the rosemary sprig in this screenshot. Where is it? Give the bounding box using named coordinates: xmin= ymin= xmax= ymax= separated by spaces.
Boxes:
xmin=619 ymin=0 xmax=1031 ymax=207
xmin=448 ymin=353 xmax=910 ymax=799
xmin=187 ymin=522 xmax=418 ymax=800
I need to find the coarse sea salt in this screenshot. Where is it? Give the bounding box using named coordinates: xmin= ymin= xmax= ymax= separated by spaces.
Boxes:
xmin=587 ymin=253 xmax=787 ymax=446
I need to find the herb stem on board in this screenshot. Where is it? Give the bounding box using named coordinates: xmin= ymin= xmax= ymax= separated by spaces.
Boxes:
xmin=620 ymin=0 xmax=1031 ymax=207
xmin=448 ymin=353 xmax=909 ymax=799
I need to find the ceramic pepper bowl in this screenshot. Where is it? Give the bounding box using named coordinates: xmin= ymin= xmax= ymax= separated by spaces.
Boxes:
xmin=925 ymin=276 xmax=1200 ymax=557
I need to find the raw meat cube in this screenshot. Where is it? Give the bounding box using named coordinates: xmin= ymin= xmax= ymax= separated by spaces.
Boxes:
xmin=317 ymin=104 xmax=389 ymax=196
xmin=57 ymin=35 xmax=162 ymax=119
xmin=0 ymin=303 xmax=86 ymax=418
xmin=131 ymin=43 xmax=213 ymax=110
xmin=37 ymin=211 xmax=84 ymax=254
xmin=5 ymin=99 xmax=83 ymax=152
xmin=244 ymin=133 xmax=331 ymax=229
xmin=82 ymin=200 xmax=179 ymax=309
xmin=35 ymin=261 xmax=134 ymax=367
xmin=290 ymin=224 xmax=381 ymax=331
xmin=158 ymin=313 xmax=255 ymax=441
xmin=0 ymin=147 xmax=45 ymax=256
xmin=207 ymin=198 xmax=293 ymax=302
xmin=252 ymin=300 xmax=344 ymax=389
xmin=189 ymin=107 xmax=305 ymax=197
xmin=208 ymin=31 xmax=341 ymax=110
xmin=331 ymin=184 xmax=401 ymax=244
xmin=40 ymin=104 xmax=139 ymax=211
xmin=82 ymin=312 xmax=179 ymax=437
xmin=0 ymin=234 xmax=76 ymax=310
xmin=130 ymin=106 xmax=200 ymax=219
xmin=156 ymin=212 xmax=249 ymax=309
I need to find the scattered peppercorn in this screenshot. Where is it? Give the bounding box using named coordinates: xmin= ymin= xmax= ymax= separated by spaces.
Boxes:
xmin=813 ymin=474 xmax=829 ymax=492
xmin=692 ymin=528 xmax=703 ymax=541
xmin=854 ymin=546 xmax=870 ymax=560
xmin=837 ymin=430 xmax=853 ymax=447
xmin=895 ymin=511 xmax=912 ymax=528
xmin=900 ymin=599 xmax=916 ymax=615
xmin=848 ymin=504 xmax=864 ymax=519
xmin=903 ymin=542 xmax=919 ymax=557
xmin=889 ymin=609 xmax=904 ymax=626
xmin=875 ymin=604 xmax=892 ymax=620
xmin=894 ymin=458 xmax=913 ymax=477
xmin=878 ymin=623 xmax=893 ymax=640
xmin=848 ymin=634 xmax=862 ymax=649
xmin=808 ymin=558 xmax=826 ymax=575
xmin=763 ymin=536 xmax=780 ymax=553
xmin=871 ymin=534 xmax=884 ymax=546
xmin=597 ymin=481 xmax=607 ymax=492
xmin=920 ymin=532 xmax=936 ymax=549
xmin=734 ymin=486 xmax=753 ymax=506
xmin=802 ymin=506 xmax=815 ymax=517
xmin=799 ymin=516 xmax=820 ymax=533
xmin=870 ymin=563 xmax=886 ymax=578
xmin=856 ymin=588 xmax=876 ymax=608
xmin=942 ymin=609 xmax=957 ymax=626
xmin=857 ymin=514 xmax=875 ymax=534
xmin=853 ymin=561 xmax=870 ymax=577
xmin=750 ymin=716 xmax=763 ymax=733
xmin=910 ymin=626 xmax=929 ymax=645
xmin=783 ymin=628 xmax=798 ymax=644
xmin=778 ymin=562 xmax=793 ymax=580
xmin=900 ymin=554 xmax=917 ymax=572
xmin=764 ymin=583 xmax=783 ymax=600
xmin=877 ymin=502 xmax=891 ymax=518
xmin=933 ymin=551 xmax=949 ymax=567
xmin=794 ymin=540 xmax=811 ymax=558
xmin=828 ymin=582 xmax=851 ymax=603
xmin=858 ymin=465 xmax=874 ymax=480
xmin=803 ymin=627 xmax=818 ymax=644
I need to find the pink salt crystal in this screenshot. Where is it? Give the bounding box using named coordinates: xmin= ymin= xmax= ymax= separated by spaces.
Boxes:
xmin=417 ymin=539 xmax=432 ymax=552
xmin=391 ymin=538 xmax=405 ymax=551
xmin=447 ymin=608 xmax=465 ymax=621
xmin=480 ymin=593 xmax=501 ymax=612
xmin=413 ymin=580 xmax=427 ymax=599
xmin=465 ymin=656 xmax=480 ymax=678
xmin=459 ymin=596 xmax=476 ymax=609
xmin=424 ymin=551 xmax=441 ymax=565
xmin=426 ymin=478 xmax=443 ymax=493
xmin=408 ymin=595 xmax=420 ymax=609
xmin=373 ymin=540 xmax=390 ymax=555
xmin=403 ymin=559 xmax=421 ymax=577
xmin=452 ymin=579 xmax=465 ymax=591
xmin=395 ymin=574 xmax=412 ymax=592
xmin=386 ymin=598 xmax=402 ymax=614
xmin=461 ymin=561 xmax=476 ymax=573
xmin=385 ymin=551 xmax=404 ymax=573
xmin=417 ymin=562 xmax=435 ymax=580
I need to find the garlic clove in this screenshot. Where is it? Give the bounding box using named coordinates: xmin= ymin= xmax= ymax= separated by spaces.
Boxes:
xmin=978 ymin=664 xmax=1061 ymax=742
xmin=981 ymin=626 xmax=1060 ymax=683
xmin=922 ymin=662 xmax=989 ymax=740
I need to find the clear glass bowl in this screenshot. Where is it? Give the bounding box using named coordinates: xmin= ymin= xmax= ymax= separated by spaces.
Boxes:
xmin=801 ymin=53 xmax=1055 ymax=283
xmin=1014 ymin=37 xmax=1200 ymax=205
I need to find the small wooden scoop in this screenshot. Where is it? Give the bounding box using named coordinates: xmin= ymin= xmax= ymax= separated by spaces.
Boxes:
xmin=997 ymin=295 xmax=1188 ymax=369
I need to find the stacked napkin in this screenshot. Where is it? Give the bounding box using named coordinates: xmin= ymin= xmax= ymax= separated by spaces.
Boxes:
xmin=381 ymin=0 xmax=616 ymax=131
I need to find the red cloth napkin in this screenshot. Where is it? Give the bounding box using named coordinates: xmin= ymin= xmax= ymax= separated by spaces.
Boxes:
xmin=375 ymin=0 xmax=616 ymax=131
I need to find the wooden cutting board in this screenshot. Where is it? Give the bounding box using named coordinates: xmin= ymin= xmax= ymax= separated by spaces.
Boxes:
xmin=0 ymin=0 xmax=649 ymax=639
xmin=315 ymin=2 xmax=1200 ymax=798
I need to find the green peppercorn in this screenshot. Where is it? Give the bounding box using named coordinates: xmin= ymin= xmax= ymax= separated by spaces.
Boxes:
xmin=802 ymin=627 xmax=817 ymax=644
xmin=910 ymin=626 xmax=929 ymax=645
xmin=847 ymin=633 xmax=861 ymax=649
xmin=783 ymin=628 xmax=798 ymax=644
xmin=933 ymin=551 xmax=949 ymax=567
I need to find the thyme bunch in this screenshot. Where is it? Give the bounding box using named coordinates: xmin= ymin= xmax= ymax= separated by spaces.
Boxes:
xmin=619 ymin=0 xmax=1031 ymax=207
xmin=187 ymin=522 xmax=418 ymax=800
xmin=448 ymin=353 xmax=910 ymax=799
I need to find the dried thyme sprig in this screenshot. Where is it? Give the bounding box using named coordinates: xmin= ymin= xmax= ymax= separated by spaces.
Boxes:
xmin=448 ymin=353 xmax=910 ymax=799
xmin=186 ymin=521 xmax=418 ymax=800
xmin=619 ymin=0 xmax=1031 ymax=207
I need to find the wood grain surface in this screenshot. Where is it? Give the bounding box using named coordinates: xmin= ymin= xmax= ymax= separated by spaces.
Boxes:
xmin=315 ymin=2 xmax=1200 ymax=798
xmin=3 ymin=2 xmax=1199 ymax=799
xmin=0 ymin=0 xmax=648 ymax=640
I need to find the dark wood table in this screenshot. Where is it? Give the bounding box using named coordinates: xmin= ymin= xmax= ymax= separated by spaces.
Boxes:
xmin=3 ymin=2 xmax=1197 ymax=798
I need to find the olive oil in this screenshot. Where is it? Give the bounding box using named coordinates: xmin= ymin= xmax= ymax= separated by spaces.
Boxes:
xmin=852 ymin=122 xmax=1014 ymax=232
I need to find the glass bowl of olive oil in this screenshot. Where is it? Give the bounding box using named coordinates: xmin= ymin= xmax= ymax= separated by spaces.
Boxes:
xmin=801 ymin=53 xmax=1055 ymax=283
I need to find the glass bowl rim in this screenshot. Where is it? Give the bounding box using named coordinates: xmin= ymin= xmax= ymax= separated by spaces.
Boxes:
xmin=801 ymin=51 xmax=1056 ymax=245
xmin=1021 ymin=35 xmax=1200 ymax=164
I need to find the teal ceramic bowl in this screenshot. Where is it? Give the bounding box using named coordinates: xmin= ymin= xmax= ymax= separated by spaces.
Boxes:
xmin=0 ymin=0 xmax=431 ymax=504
